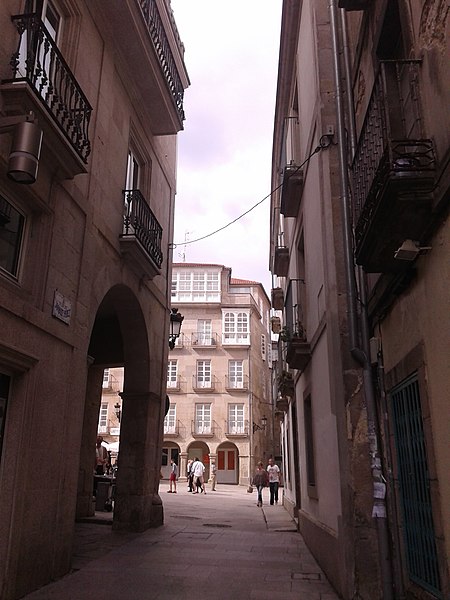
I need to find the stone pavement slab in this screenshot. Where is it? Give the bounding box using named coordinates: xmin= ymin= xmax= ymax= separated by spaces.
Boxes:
xmin=21 ymin=483 xmax=340 ymax=600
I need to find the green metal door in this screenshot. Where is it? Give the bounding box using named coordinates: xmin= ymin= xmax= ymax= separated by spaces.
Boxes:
xmin=391 ymin=373 xmax=441 ymax=597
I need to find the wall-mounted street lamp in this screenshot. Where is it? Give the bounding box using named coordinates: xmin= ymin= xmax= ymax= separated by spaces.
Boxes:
xmin=114 ymin=402 xmax=121 ymax=422
xmin=169 ymin=308 xmax=184 ymax=350
xmin=253 ymin=415 xmax=267 ymax=433
xmin=0 ymin=112 xmax=43 ymax=184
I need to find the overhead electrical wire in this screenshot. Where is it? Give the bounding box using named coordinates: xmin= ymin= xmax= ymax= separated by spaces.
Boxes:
xmin=170 ymin=135 xmax=332 ymax=250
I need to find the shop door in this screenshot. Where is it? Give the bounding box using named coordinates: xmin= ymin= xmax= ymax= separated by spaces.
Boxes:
xmin=217 ymin=449 xmax=237 ymax=484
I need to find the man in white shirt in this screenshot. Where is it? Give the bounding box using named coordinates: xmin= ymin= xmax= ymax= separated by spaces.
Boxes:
xmin=191 ymin=457 xmax=206 ymax=494
xmin=267 ymin=458 xmax=281 ymax=505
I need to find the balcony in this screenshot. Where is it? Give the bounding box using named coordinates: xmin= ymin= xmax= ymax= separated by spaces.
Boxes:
xmin=271 ymin=287 xmax=284 ymax=310
xmin=191 ymin=332 xmax=218 ymax=348
xmin=280 ymin=164 xmax=304 ymax=217
xmin=89 ymin=0 xmax=187 ymax=135
xmin=166 ymin=378 xmax=183 ymax=392
xmin=352 ymin=60 xmax=436 ymax=273
xmin=273 ymin=246 xmax=290 ymax=277
xmin=277 ymin=371 xmax=294 ymax=398
xmin=119 ymin=189 xmax=163 ymax=278
xmin=271 ymin=316 xmax=282 ymax=334
xmin=225 ymin=420 xmax=249 ymax=437
xmin=164 ymin=420 xmax=181 ymax=437
xmin=191 ymin=420 xmax=218 ymax=438
xmin=225 ymin=375 xmax=249 ymax=392
xmin=276 ymin=396 xmax=289 ymax=412
xmin=192 ymin=375 xmax=217 ymax=393
xmin=1 ymin=12 xmax=92 ymax=178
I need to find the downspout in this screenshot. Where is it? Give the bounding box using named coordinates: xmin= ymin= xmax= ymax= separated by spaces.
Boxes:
xmin=329 ymin=2 xmax=394 ymax=599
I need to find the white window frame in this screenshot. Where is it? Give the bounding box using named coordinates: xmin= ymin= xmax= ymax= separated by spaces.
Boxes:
xmin=196 ymin=319 xmax=212 ymax=345
xmin=98 ymin=402 xmax=108 ymax=433
xmin=167 ymin=360 xmax=178 ymax=388
xmin=164 ymin=403 xmax=176 ymax=434
xmin=228 ymin=404 xmax=245 ymax=434
xmin=125 ymin=148 xmax=141 ymax=190
xmin=228 ymin=360 xmax=244 ymax=389
xmin=102 ymin=368 xmax=110 ymax=389
xmin=222 ymin=310 xmax=250 ymax=345
xmin=195 ymin=403 xmax=211 ymax=434
xmin=172 ymin=270 xmax=220 ymax=302
xmin=196 ymin=360 xmax=212 ymax=388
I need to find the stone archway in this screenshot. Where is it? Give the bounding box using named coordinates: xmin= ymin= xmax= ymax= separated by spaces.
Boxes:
xmin=77 ymin=284 xmax=166 ymax=531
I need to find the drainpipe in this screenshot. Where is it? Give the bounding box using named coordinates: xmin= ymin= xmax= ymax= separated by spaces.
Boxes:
xmin=329 ymin=2 xmax=394 ymax=598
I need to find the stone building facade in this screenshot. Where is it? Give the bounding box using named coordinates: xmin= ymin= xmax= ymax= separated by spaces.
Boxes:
xmin=0 ymin=1 xmax=188 ymax=598
xmin=163 ymin=264 xmax=273 ymax=486
xmin=270 ymin=1 xmax=450 ymax=599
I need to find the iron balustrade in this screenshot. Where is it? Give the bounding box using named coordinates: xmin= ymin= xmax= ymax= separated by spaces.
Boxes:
xmin=6 ymin=13 xmax=92 ymax=163
xmin=225 ymin=420 xmax=249 ymax=436
xmin=191 ymin=332 xmax=218 ymax=346
xmin=139 ymin=0 xmax=185 ymax=122
xmin=225 ymin=375 xmax=249 ymax=391
xmin=121 ymin=190 xmax=163 ymax=269
xmin=352 ymin=60 xmax=435 ymax=247
xmin=192 ymin=374 xmax=217 ymax=391
xmin=284 ymin=279 xmax=306 ymax=340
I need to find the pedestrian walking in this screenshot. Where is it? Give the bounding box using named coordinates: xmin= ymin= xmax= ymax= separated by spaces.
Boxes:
xmin=187 ymin=459 xmax=194 ymax=492
xmin=210 ymin=461 xmax=217 ymax=491
xmin=190 ymin=457 xmax=206 ymax=494
xmin=267 ymin=458 xmax=281 ymax=505
xmin=168 ymin=458 xmax=178 ymax=493
xmin=252 ymin=461 xmax=269 ymax=507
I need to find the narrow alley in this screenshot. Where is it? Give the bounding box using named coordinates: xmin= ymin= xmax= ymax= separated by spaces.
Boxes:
xmin=21 ymin=483 xmax=339 ymax=600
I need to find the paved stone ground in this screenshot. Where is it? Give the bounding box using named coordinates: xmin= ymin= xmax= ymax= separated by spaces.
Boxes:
xmin=21 ymin=483 xmax=340 ymax=599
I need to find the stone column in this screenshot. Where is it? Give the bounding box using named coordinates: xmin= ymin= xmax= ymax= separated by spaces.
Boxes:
xmin=113 ymin=391 xmax=164 ymax=531
xmin=179 ymin=452 xmax=188 ymax=481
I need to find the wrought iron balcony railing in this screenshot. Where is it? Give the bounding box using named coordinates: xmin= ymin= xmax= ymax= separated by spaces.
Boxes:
xmin=5 ymin=13 xmax=92 ymax=164
xmin=192 ymin=375 xmax=217 ymax=392
xmin=139 ymin=0 xmax=185 ymax=123
xmin=225 ymin=420 xmax=249 ymax=436
xmin=121 ymin=189 xmax=163 ymax=270
xmin=225 ymin=375 xmax=249 ymax=391
xmin=191 ymin=332 xmax=219 ymax=347
xmin=191 ymin=420 xmax=218 ymax=437
xmin=352 ymin=60 xmax=436 ymax=271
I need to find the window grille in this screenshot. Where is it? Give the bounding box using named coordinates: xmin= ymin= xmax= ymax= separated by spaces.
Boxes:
xmin=391 ymin=373 xmax=441 ymax=597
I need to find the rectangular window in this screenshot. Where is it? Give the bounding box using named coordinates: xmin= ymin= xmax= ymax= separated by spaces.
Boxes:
xmin=223 ymin=311 xmax=250 ymax=344
xmin=304 ymin=394 xmax=316 ymax=493
xmin=0 ymin=196 xmax=25 ymax=278
xmin=228 ymin=403 xmax=244 ymax=433
xmin=195 ymin=403 xmax=211 ymax=434
xmin=125 ymin=149 xmax=140 ymax=190
xmin=228 ymin=360 xmax=244 ymax=388
xmin=167 ymin=360 xmax=178 ymax=388
xmin=98 ymin=402 xmax=108 ymax=433
xmin=102 ymin=368 xmax=110 ymax=389
xmin=172 ymin=270 xmax=220 ymax=302
xmin=164 ymin=404 xmax=176 ymax=434
xmin=195 ymin=320 xmax=212 ymax=345
xmin=196 ymin=360 xmax=212 ymax=388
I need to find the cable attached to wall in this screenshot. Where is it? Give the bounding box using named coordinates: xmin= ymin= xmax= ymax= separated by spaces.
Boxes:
xmin=170 ymin=134 xmax=334 ymax=250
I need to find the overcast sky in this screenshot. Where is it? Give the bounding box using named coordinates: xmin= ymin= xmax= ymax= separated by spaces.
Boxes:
xmin=170 ymin=0 xmax=282 ymax=296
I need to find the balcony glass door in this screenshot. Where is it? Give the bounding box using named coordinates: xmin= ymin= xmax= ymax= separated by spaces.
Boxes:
xmin=197 ymin=319 xmax=211 ymax=345
xmin=196 ymin=360 xmax=211 ymax=388
xmin=195 ymin=404 xmax=211 ymax=434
